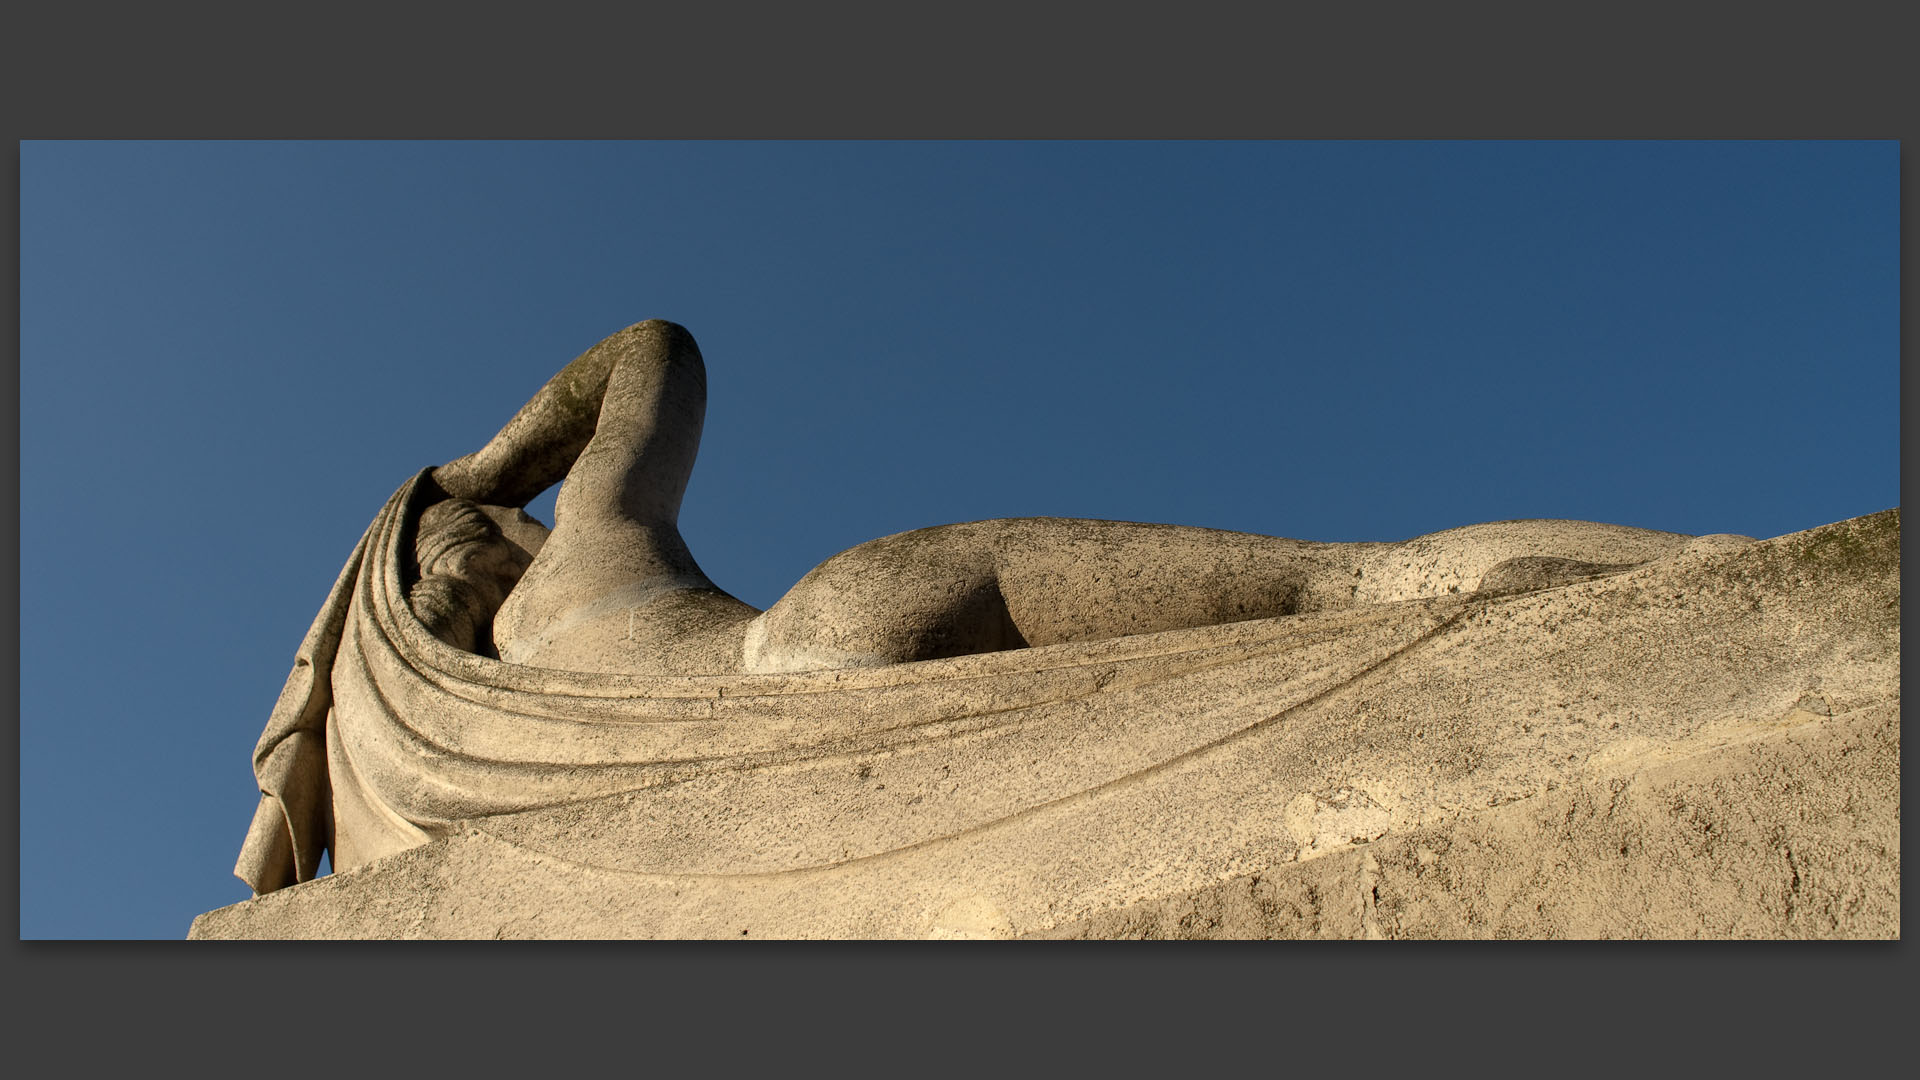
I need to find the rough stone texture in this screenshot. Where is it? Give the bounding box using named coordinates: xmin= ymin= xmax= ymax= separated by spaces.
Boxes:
xmin=1029 ymin=702 xmax=1899 ymax=940
xmin=193 ymin=507 xmax=1899 ymax=940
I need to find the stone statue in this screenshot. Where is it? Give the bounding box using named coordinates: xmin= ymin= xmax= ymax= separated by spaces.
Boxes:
xmin=419 ymin=320 xmax=1686 ymax=677
xmin=212 ymin=321 xmax=1895 ymax=941
xmin=235 ymin=320 xmax=1708 ymax=893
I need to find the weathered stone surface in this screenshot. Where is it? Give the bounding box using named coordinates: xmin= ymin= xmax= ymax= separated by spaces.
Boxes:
xmin=193 ymin=499 xmax=1899 ymax=939
xmin=1029 ymin=702 xmax=1899 ymax=940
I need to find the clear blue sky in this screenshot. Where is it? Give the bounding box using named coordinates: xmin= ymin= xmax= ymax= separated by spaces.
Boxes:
xmin=18 ymin=141 xmax=1897 ymax=939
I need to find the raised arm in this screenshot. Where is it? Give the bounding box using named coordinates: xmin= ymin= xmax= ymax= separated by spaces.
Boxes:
xmin=430 ymin=319 xmax=698 ymax=508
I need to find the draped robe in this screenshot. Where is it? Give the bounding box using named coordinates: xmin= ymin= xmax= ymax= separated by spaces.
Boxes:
xmin=238 ymin=468 xmax=1499 ymax=896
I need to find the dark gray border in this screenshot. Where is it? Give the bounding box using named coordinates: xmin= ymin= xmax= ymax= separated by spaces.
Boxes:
xmin=6 ymin=1 xmax=1909 ymax=1070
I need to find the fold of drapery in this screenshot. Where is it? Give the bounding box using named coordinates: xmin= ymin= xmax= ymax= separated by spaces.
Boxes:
xmin=232 ymin=490 xmax=378 ymax=896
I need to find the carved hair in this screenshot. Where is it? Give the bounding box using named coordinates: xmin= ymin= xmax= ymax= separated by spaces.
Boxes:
xmin=410 ymin=498 xmax=512 ymax=652
xmin=415 ymin=498 xmax=505 ymax=577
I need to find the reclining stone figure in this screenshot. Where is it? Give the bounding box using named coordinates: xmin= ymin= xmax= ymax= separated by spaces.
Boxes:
xmin=420 ymin=320 xmax=1695 ymax=678
xmin=236 ymin=318 xmax=1739 ymax=897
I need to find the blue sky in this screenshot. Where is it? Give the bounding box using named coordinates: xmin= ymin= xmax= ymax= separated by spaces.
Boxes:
xmin=17 ymin=141 xmax=1897 ymax=938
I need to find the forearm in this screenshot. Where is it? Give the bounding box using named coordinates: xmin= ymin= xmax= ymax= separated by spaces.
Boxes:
xmin=430 ymin=325 xmax=641 ymax=506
